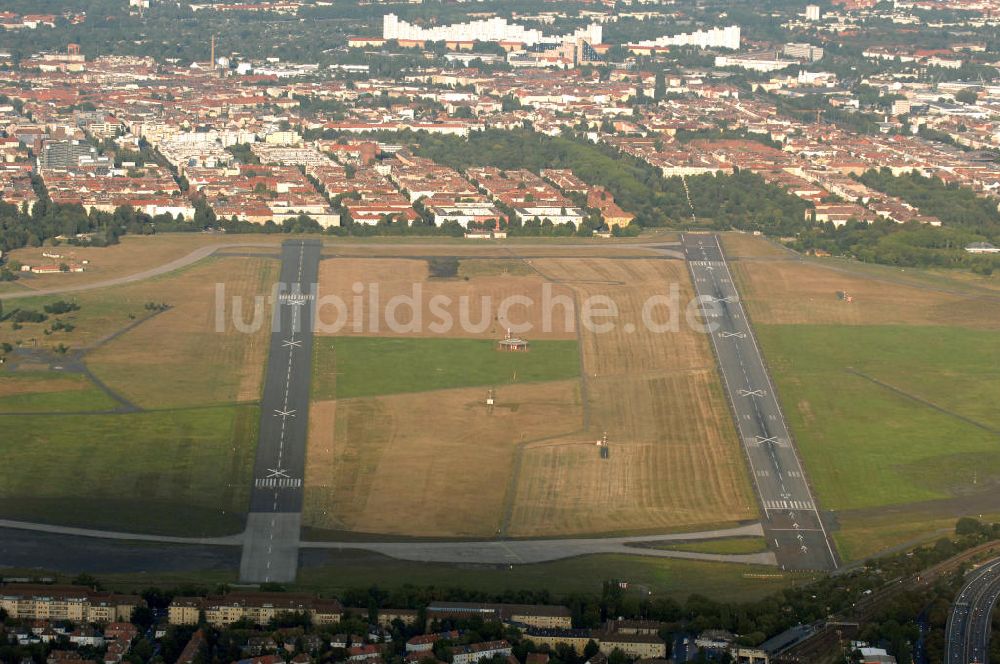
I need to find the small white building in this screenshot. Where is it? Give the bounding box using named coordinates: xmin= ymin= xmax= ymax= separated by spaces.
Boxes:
xmin=965 ymin=241 xmax=1000 ymax=254
xmin=432 ymin=203 xmax=503 ymax=229
xmin=513 ymin=206 xmax=585 ymax=228
xmin=451 ymin=641 xmax=512 ymax=664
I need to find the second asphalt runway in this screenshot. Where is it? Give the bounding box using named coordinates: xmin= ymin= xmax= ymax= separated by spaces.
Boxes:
xmin=683 ymin=234 xmax=837 ymax=572
xmin=239 ymin=239 xmax=322 ymax=583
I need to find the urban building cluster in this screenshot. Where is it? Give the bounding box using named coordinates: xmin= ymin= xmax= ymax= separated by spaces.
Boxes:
xmin=0 ymin=585 xmax=818 ymax=664
xmin=1 ymin=0 xmax=1000 ymax=248
xmin=372 ymin=14 xmax=739 ymax=68
xmin=5 ymin=46 xmax=1000 ymax=237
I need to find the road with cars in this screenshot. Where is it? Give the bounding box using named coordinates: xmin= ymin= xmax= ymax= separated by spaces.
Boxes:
xmin=946 ymin=556 xmax=1000 ymax=664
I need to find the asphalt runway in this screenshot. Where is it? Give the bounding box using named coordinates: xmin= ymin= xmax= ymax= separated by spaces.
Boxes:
xmin=682 ymin=234 xmax=837 ymax=572
xmin=946 ymin=556 xmax=1000 ymax=664
xmin=239 ymin=239 xmax=322 ymax=583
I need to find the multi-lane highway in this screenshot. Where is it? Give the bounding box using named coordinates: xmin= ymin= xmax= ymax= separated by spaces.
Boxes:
xmin=946 ymin=556 xmax=1000 ymax=664
xmin=682 ymin=233 xmax=837 ymax=572
xmin=239 ymin=239 xmax=322 ymax=584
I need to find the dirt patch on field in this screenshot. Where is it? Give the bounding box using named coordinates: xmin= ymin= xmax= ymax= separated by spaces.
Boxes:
xmin=538 ymin=259 xmax=708 ymax=375
xmin=320 ymin=257 xmax=430 ymax=285
xmin=302 ymin=380 xmax=583 ymax=538
xmin=314 ymin=258 xmax=576 ymax=339
xmin=732 ymin=259 xmax=1000 ymax=329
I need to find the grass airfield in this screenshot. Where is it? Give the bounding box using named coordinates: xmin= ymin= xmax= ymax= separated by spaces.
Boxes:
xmin=726 ymin=234 xmax=1000 ymax=561
xmin=0 ymin=231 xmax=996 ymax=587
xmin=303 ymin=254 xmax=756 ymax=540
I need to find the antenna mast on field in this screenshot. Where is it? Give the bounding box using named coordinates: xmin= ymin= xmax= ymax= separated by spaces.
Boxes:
xmin=597 ymin=431 xmax=609 ymax=459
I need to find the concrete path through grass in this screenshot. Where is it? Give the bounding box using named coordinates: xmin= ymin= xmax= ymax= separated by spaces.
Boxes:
xmin=0 ymin=519 xmax=774 ymax=567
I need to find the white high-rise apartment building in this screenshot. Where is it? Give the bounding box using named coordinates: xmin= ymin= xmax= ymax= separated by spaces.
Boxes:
xmin=382 ymin=13 xmax=602 ymax=46
xmin=630 ymin=25 xmax=741 ymax=51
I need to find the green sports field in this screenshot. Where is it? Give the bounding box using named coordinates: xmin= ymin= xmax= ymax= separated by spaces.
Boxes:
xmin=312 ymin=336 xmax=580 ymax=399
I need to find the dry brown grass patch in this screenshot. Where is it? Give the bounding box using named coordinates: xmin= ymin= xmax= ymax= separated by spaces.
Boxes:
xmin=314 ymin=258 xmax=576 ymax=339
xmin=7 ymin=234 xmax=285 ymax=290
xmin=509 ymin=369 xmax=755 ymax=537
xmin=731 ymin=259 xmax=1000 ymax=329
xmin=505 ymin=258 xmax=757 ymax=537
xmin=720 ymin=233 xmax=792 ymax=258
xmin=303 ymin=380 xmax=582 ymax=538
xmin=0 ymin=375 xmax=90 ymax=397
xmin=86 ymin=257 xmax=278 ymax=407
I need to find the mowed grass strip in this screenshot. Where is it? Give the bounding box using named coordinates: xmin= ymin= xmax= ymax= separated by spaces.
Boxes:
xmin=656 ymin=537 xmax=770 ymax=555
xmin=831 ymin=513 xmax=966 ymax=562
xmin=85 ymin=551 xmax=807 ymax=603
xmin=293 ymin=551 xmax=806 ymax=604
xmin=313 ymin=337 xmax=579 ymax=399
xmin=758 ymin=323 xmax=1000 ymax=512
xmin=0 ymin=389 xmax=118 ymax=413
xmin=0 ymin=405 xmax=257 ymax=536
xmin=0 ymin=371 xmax=118 ymax=413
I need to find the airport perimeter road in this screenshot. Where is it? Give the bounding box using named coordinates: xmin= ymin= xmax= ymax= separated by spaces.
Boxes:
xmin=682 ymin=234 xmax=837 ymax=572
xmin=239 ymin=239 xmax=322 ymax=584
xmin=946 ymin=556 xmax=1000 ymax=664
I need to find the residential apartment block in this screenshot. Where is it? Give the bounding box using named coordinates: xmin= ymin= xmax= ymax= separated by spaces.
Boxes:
xmin=0 ymin=585 xmax=143 ymax=624
xmin=168 ymin=593 xmax=343 ymax=627
xmin=426 ymin=602 xmax=573 ymax=630
xmin=522 ymin=624 xmax=668 ymax=660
